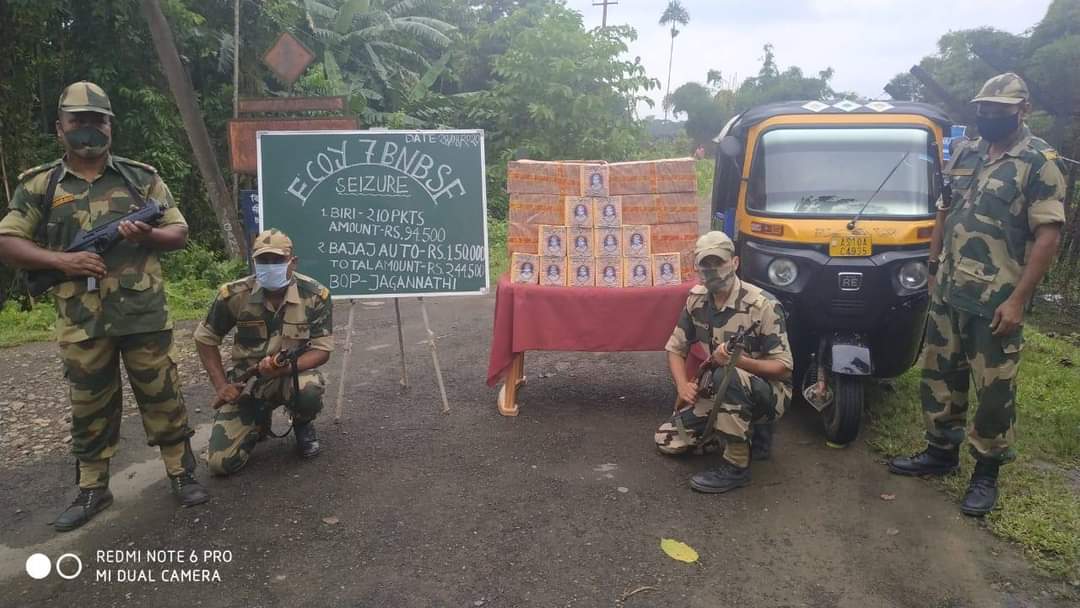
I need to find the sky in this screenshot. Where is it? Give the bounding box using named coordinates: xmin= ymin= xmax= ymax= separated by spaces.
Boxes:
xmin=563 ymin=0 xmax=1053 ymax=118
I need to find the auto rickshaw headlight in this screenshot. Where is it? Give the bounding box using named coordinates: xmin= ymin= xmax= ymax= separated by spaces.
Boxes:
xmin=898 ymin=261 xmax=929 ymax=290
xmin=767 ymin=258 xmax=799 ymax=287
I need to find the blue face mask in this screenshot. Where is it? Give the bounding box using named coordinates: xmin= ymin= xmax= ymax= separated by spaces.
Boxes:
xmin=255 ymin=263 xmax=291 ymax=290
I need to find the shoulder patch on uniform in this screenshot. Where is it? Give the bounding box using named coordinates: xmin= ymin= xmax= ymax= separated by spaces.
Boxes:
xmin=1042 ymin=149 xmax=1059 ymax=161
xmin=220 ymin=276 xmax=255 ymax=298
xmin=113 ymin=156 xmax=158 ymax=174
xmin=319 ymin=287 xmax=330 ymax=300
xmin=17 ymin=160 xmax=60 ymax=183
xmin=689 ymin=284 xmax=708 ymax=295
xmin=293 ymin=272 xmax=328 ymax=298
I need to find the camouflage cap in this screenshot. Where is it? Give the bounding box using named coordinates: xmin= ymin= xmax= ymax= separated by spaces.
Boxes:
xmin=694 ymin=231 xmax=735 ymax=265
xmin=58 ymin=81 xmax=115 ymax=116
xmin=251 ymin=229 xmax=293 ymax=258
xmin=971 ymin=73 xmax=1029 ymax=105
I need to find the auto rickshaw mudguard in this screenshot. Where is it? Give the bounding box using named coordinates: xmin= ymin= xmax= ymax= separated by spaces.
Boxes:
xmin=831 ymin=336 xmax=873 ymax=375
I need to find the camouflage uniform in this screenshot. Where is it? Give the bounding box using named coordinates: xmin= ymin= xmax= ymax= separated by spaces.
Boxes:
xmin=0 ymin=155 xmax=192 ymax=489
xmin=194 ymin=271 xmax=334 ymax=475
xmin=924 ymin=80 xmax=1066 ymax=463
xmin=655 ymin=278 xmax=793 ymax=467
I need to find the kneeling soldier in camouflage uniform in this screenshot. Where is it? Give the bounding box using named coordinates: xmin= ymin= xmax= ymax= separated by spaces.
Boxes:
xmin=655 ymin=232 xmax=793 ymax=493
xmin=194 ymin=229 xmax=333 ymax=475
xmin=888 ymin=73 xmax=1066 ymax=516
xmin=0 ymin=82 xmax=208 ymax=531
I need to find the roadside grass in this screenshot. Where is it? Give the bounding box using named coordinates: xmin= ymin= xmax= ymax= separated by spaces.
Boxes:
xmin=867 ymin=324 xmax=1080 ymax=577
xmin=488 ymin=216 xmax=508 ymax=283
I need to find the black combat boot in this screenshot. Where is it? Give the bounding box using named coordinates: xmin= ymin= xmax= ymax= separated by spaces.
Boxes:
xmin=294 ymin=421 xmax=321 ymax=458
xmin=53 ymin=487 xmax=114 ymax=532
xmin=170 ymin=472 xmax=210 ymax=507
xmin=887 ymin=445 xmax=959 ymax=476
xmin=960 ymin=461 xmax=1000 ymax=517
xmin=689 ymin=461 xmax=751 ymax=494
xmin=751 ymin=423 xmax=774 ymax=462
xmin=169 ymin=440 xmax=209 ymax=507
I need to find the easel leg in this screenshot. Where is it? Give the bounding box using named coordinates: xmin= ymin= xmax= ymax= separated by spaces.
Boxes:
xmin=417 ymin=297 xmax=450 ymax=414
xmin=497 ymin=352 xmax=525 ymax=417
xmin=333 ymin=300 xmax=357 ymax=423
xmin=394 ymin=299 xmax=408 ymax=390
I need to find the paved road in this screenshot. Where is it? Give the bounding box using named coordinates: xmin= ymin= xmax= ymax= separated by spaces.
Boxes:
xmin=0 ymin=296 xmax=1069 ymax=607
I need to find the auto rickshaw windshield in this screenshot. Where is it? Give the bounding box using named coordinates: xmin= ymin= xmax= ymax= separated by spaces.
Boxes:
xmin=747 ymin=127 xmax=936 ymax=218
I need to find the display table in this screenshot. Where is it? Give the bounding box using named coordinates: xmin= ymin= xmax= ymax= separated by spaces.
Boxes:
xmin=486 ymin=274 xmax=699 ymax=415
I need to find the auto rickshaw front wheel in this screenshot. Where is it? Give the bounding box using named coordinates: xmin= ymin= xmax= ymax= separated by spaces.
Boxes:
xmin=823 ymin=375 xmax=863 ymax=445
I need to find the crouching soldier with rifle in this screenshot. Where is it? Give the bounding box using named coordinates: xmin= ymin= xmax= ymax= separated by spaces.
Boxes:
xmin=194 ymin=229 xmax=334 ymax=475
xmin=655 ymin=232 xmax=793 ymax=493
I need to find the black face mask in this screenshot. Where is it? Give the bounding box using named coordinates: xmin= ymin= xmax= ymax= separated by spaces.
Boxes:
xmin=975 ymin=112 xmax=1020 ymax=143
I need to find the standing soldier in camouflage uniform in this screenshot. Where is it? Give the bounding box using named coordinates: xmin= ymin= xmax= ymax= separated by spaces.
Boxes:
xmin=0 ymin=82 xmax=208 ymax=531
xmin=655 ymin=232 xmax=793 ymax=493
xmin=888 ymin=74 xmax=1066 ymax=516
xmin=194 ymin=229 xmax=333 ymax=475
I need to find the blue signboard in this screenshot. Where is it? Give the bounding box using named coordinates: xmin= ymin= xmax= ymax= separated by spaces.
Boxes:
xmin=239 ymin=189 xmax=260 ymax=247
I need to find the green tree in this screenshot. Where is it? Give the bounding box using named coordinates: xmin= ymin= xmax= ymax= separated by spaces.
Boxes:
xmin=465 ymin=3 xmax=657 ymax=217
xmin=659 ymin=0 xmax=689 ymax=121
xmin=297 ymin=0 xmax=458 ymax=125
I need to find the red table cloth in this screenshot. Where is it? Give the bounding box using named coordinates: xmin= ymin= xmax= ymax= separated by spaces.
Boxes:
xmin=486 ymin=274 xmax=698 ymax=386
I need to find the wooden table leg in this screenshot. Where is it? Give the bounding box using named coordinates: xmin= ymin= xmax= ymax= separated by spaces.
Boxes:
xmin=497 ymin=352 xmax=525 ymax=416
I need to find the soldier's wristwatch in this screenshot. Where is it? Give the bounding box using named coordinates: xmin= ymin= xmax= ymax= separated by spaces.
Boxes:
xmin=927 ymin=259 xmax=940 ymax=275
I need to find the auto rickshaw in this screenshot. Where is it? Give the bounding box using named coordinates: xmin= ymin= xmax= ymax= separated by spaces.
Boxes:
xmin=711 ymin=100 xmax=953 ymax=444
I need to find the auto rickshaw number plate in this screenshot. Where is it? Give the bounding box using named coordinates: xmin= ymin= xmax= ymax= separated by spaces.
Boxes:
xmin=829 ymin=235 xmax=872 ymax=257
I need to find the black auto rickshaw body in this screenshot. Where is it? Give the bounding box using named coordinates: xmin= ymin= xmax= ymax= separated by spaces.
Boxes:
xmin=711 ymin=100 xmax=953 ymax=444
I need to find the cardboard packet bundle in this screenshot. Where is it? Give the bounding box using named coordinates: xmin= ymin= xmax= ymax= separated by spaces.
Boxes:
xmin=650 ymin=222 xmax=698 ymax=277
xmin=539 ymin=225 xmax=567 ymax=258
xmin=568 ymin=227 xmax=593 ymax=257
xmin=568 ymin=257 xmax=595 ymax=287
xmin=509 ymin=194 xmax=565 ymax=225
xmin=608 ymin=158 xmax=697 ymax=195
xmin=566 ymin=197 xmax=594 ymax=228
xmin=620 ymin=193 xmax=659 ymax=225
xmin=656 ymin=192 xmax=699 ymax=224
xmin=540 ymin=257 xmax=566 ymax=286
xmin=652 ymin=253 xmax=682 ymax=286
xmin=594 ymin=197 xmax=622 ymax=228
xmin=595 ymin=227 xmax=621 ymax=257
xmin=581 ymin=164 xmax=610 ymax=197
xmin=622 ymin=225 xmax=652 ymax=257
xmin=507 ymin=161 xmax=603 ymax=195
xmin=510 ymin=253 xmax=540 ymax=285
xmin=508 ymin=222 xmax=540 ymax=254
xmin=595 ymin=257 xmax=622 ymax=288
xmin=623 ymin=257 xmax=653 ymax=287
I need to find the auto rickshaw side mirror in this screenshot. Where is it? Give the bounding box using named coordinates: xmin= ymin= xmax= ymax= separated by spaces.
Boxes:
xmin=719 ymin=135 xmax=743 ymax=158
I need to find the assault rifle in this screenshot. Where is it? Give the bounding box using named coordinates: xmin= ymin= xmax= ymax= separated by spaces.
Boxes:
xmin=674 ymin=321 xmax=760 ymax=449
xmin=27 ymin=200 xmax=166 ymax=297
xmin=212 ymin=341 xmax=312 ymax=410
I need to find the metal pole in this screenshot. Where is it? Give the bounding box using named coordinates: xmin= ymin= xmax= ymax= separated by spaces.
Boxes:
xmin=418 ymin=297 xmax=450 ymax=414
xmin=394 ymin=299 xmax=408 ymax=390
xmin=231 ymin=0 xmax=241 ymax=247
xmin=333 ymin=300 xmax=356 ymax=423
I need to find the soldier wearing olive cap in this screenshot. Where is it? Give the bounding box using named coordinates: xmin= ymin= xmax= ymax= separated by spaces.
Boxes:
xmin=0 ymin=82 xmax=207 ymax=531
xmin=655 ymin=231 xmax=793 ymax=493
xmin=888 ymin=73 xmax=1067 ymax=516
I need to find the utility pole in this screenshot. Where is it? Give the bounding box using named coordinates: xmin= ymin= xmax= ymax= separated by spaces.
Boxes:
xmin=140 ymin=0 xmax=244 ymax=258
xmin=593 ymin=0 xmax=617 ymax=28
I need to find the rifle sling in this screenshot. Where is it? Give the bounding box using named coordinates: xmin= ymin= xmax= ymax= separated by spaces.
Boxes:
xmin=33 ymin=161 xmax=148 ymax=249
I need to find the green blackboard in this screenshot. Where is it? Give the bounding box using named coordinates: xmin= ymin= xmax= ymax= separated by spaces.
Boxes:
xmin=257 ymin=130 xmax=489 ymax=298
